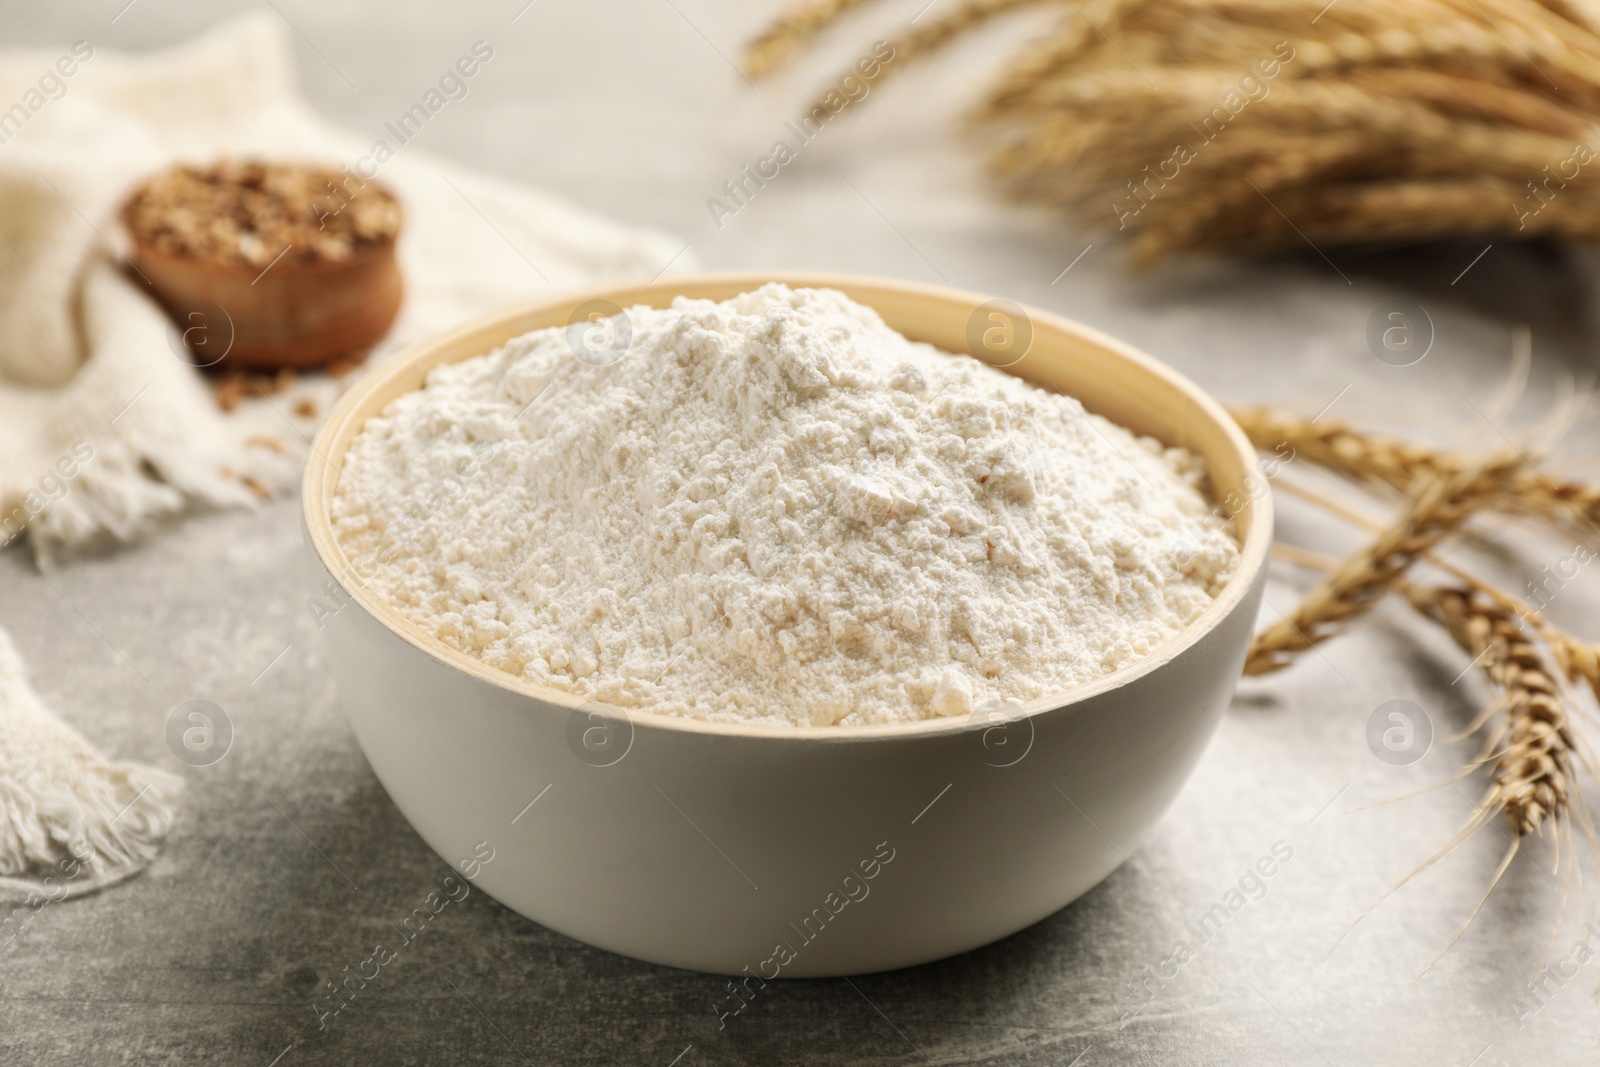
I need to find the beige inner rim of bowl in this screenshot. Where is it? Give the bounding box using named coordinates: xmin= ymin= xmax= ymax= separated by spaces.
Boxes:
xmin=303 ymin=272 xmax=1272 ymax=740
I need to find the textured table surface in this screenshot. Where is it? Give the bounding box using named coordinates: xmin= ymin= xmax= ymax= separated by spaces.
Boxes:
xmin=4 ymin=1 xmax=1600 ymax=1064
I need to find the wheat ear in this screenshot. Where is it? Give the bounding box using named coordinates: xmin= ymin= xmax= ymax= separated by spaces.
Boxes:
xmin=744 ymin=0 xmax=881 ymax=78
xmin=1231 ymin=406 xmax=1600 ymax=529
xmin=1544 ymin=629 xmax=1600 ymax=708
xmin=1407 ymin=585 xmax=1572 ymax=838
xmin=1244 ymin=452 xmax=1524 ymax=675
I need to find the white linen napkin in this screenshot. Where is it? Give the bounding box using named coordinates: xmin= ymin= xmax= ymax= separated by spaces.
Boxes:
xmin=0 ymin=12 xmax=687 ymax=897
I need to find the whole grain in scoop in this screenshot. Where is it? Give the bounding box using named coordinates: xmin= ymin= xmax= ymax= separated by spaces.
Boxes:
xmin=123 ymin=160 xmax=400 ymax=268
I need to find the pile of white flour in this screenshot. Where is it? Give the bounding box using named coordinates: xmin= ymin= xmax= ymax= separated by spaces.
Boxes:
xmin=332 ymin=285 xmax=1238 ymax=727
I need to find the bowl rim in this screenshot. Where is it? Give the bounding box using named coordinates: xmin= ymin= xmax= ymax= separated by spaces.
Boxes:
xmin=302 ymin=271 xmax=1272 ymax=741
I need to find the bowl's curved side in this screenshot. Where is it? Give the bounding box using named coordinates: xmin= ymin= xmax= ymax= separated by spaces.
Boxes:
xmin=310 ymin=539 xmax=1264 ymax=977
xmin=301 ymin=272 xmax=1272 ymax=975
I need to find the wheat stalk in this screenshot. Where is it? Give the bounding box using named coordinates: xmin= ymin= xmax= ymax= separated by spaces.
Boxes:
xmin=748 ymin=0 xmax=1600 ymax=255
xmin=1230 ymin=406 xmax=1452 ymax=493
xmin=1409 ymin=585 xmax=1572 ymax=838
xmin=1231 ymin=406 xmax=1600 ymax=530
xmin=1373 ymin=582 xmax=1589 ymax=978
xmin=1243 ymin=451 xmax=1525 ymax=674
xmin=1246 ymin=417 xmax=1600 ymax=863
xmin=1545 ymin=627 xmax=1600 ymax=705
xmin=745 ymin=0 xmax=881 ymax=78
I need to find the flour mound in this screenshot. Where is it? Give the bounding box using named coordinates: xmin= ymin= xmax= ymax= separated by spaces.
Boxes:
xmin=332 ymin=285 xmax=1239 ymax=727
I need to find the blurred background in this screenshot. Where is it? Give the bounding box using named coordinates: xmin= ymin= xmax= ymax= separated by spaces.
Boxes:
xmin=3 ymin=1 xmax=1598 ymax=1064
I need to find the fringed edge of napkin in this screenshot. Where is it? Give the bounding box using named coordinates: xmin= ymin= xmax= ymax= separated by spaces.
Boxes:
xmin=0 ymin=627 xmax=181 ymax=904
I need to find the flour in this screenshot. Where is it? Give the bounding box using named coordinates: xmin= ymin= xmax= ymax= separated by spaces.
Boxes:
xmin=331 ymin=285 xmax=1239 ymax=727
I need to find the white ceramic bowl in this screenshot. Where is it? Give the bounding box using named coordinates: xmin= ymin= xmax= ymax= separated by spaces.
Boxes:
xmin=303 ymin=273 xmax=1271 ymax=977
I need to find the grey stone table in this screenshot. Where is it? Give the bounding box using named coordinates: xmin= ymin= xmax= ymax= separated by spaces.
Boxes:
xmin=5 ymin=1 xmax=1600 ymax=1063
